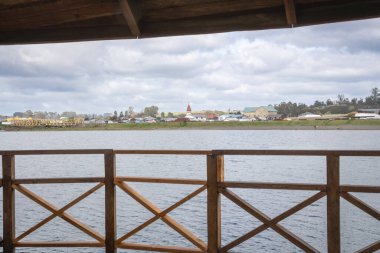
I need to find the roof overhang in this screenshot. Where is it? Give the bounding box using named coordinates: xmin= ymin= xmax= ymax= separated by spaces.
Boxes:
xmin=1 ymin=0 xmax=380 ymax=45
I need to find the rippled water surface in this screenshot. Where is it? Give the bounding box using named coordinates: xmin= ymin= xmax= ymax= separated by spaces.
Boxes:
xmin=0 ymin=130 xmax=379 ymax=253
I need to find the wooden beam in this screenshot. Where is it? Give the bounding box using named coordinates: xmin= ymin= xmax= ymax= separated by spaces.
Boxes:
xmin=0 ymin=0 xmax=122 ymax=31
xmin=105 ymin=153 xmax=116 ymax=253
xmin=207 ymin=154 xmax=224 ymax=253
xmin=355 ymin=240 xmax=380 ymax=253
xmin=119 ymin=0 xmax=141 ymax=37
xmin=115 ymin=176 xmax=206 ymax=185
xmin=118 ymin=243 xmax=203 ymax=253
xmin=220 ymin=182 xmax=326 ymax=191
xmin=326 ymin=155 xmax=340 ymax=253
xmin=284 ymin=0 xmax=297 ymax=25
xmin=13 ymin=177 xmax=104 ymax=184
xmin=15 ymin=242 xmax=103 ymax=247
xmin=341 ymin=192 xmax=380 ymax=221
xmin=2 ymin=155 xmax=16 ymax=253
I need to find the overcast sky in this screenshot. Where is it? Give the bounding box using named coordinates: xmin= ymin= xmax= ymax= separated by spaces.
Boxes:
xmin=1 ymin=18 xmax=380 ymax=115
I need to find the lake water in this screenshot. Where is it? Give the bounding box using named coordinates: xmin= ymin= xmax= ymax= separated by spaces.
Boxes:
xmin=0 ymin=130 xmax=379 ymax=253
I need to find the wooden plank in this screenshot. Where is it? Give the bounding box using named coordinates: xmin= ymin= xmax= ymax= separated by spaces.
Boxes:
xmin=14 ymin=184 xmax=105 ymax=243
xmin=14 ymin=177 xmax=104 ymax=184
xmin=114 ymin=150 xmax=212 ymax=155
xmin=327 ymin=155 xmax=340 ymax=253
xmin=0 ymin=1 xmax=122 ymax=31
xmin=297 ymin=0 xmax=380 ymax=27
xmin=221 ymin=182 xmax=326 ymax=191
xmin=118 ymin=243 xmax=204 ymax=253
xmin=355 ymin=240 xmax=380 ymax=253
xmin=222 ymin=189 xmax=319 ymax=252
xmin=341 ymin=192 xmax=380 ymax=221
xmin=143 ymin=0 xmax=283 ymax=22
xmin=0 ymin=149 xmax=112 ymax=155
xmin=15 ymin=242 xmax=103 ymax=247
xmin=119 ymin=0 xmax=141 ymax=37
xmin=15 ymin=183 xmax=104 ymax=242
xmin=340 ymin=185 xmax=380 ymax=193
xmin=116 ymin=176 xmax=206 ymax=185
xmin=221 ymin=191 xmax=326 ymax=252
xmin=105 ymin=153 xmax=116 ymax=253
xmin=207 ymin=154 xmax=224 ymax=253
xmin=284 ymin=0 xmax=297 ymax=25
xmin=212 ymin=150 xmax=380 ymax=156
xmin=2 ymin=155 xmax=15 ymax=253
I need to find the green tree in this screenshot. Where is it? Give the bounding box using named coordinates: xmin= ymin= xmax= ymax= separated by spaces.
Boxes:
xmin=161 ymin=112 xmax=165 ymax=118
xmin=144 ymin=106 xmax=159 ymax=117
xmin=168 ymin=112 xmax=174 ymax=118
xmin=128 ymin=106 xmax=134 ymax=118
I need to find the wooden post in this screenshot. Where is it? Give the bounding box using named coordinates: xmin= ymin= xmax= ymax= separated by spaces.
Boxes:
xmin=2 ymin=155 xmax=15 ymax=253
xmin=207 ymin=154 xmax=224 ymax=253
xmin=327 ymin=155 xmax=340 ymax=253
xmin=105 ymin=152 xmax=116 ymax=253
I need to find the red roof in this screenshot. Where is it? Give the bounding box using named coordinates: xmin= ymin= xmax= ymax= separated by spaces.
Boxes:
xmin=186 ymin=104 xmax=192 ymax=112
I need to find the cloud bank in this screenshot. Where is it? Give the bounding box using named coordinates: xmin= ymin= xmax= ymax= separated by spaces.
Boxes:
xmin=1 ymin=18 xmax=380 ymax=114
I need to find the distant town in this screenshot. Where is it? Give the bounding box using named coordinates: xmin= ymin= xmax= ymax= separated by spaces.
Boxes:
xmin=1 ymin=88 xmax=379 ymax=128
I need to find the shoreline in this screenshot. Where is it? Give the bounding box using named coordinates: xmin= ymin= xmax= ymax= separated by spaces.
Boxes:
xmin=1 ymin=122 xmax=380 ymax=131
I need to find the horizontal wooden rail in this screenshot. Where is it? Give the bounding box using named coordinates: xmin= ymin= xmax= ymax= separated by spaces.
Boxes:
xmin=0 ymin=149 xmax=379 ymax=253
xmin=116 ymin=176 xmax=206 ymax=185
xmin=220 ymin=182 xmax=326 ymax=191
xmin=15 ymin=242 xmax=104 ymax=247
xmin=213 ymin=149 xmax=380 ymax=156
xmin=13 ymin=177 xmax=105 ymax=184
xmin=1 ymin=149 xmax=380 ymax=157
xmin=118 ymin=243 xmax=204 ymax=253
xmin=114 ymin=150 xmax=211 ymax=155
xmin=340 ymin=185 xmax=380 ymax=193
xmin=0 ymin=149 xmax=112 ymax=155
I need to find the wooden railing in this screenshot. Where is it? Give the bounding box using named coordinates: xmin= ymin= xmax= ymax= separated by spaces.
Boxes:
xmin=1 ymin=149 xmax=379 ymax=253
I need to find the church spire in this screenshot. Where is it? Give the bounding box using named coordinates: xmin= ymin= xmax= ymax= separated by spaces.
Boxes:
xmin=186 ymin=102 xmax=192 ymax=113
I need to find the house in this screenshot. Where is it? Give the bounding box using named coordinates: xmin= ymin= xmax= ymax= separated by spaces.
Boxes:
xmin=207 ymin=113 xmax=219 ymax=121
xmin=243 ymin=105 xmax=278 ymax=119
xmin=354 ymin=113 xmax=380 ymax=119
xmin=358 ymin=109 xmax=380 ymax=114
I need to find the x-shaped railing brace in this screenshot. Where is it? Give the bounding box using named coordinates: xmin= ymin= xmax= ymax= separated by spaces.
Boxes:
xmin=221 ymin=189 xmax=326 ymax=253
xmin=115 ymin=180 xmax=207 ymax=251
xmin=13 ymin=183 xmax=105 ymax=243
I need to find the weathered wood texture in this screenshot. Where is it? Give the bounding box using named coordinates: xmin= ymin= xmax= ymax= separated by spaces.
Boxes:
xmin=1 ymin=0 xmax=380 ymax=44
xmin=327 ymin=155 xmax=340 ymax=253
xmin=105 ymin=153 xmax=117 ymax=253
xmin=2 ymin=155 xmax=15 ymax=253
xmin=207 ymin=155 xmax=224 ymax=253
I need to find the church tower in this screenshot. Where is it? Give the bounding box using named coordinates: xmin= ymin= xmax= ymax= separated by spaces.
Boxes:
xmin=186 ymin=103 xmax=192 ymax=114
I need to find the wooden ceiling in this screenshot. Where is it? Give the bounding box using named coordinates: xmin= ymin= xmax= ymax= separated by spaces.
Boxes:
xmin=1 ymin=0 xmax=380 ymax=45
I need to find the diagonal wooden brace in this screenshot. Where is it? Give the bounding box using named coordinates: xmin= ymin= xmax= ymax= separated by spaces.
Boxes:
xmin=14 ymin=184 xmax=105 ymax=243
xmin=116 ymin=181 xmax=207 ymax=251
xmin=221 ymin=191 xmax=325 ymax=252
xmin=223 ymin=189 xmax=319 ymax=253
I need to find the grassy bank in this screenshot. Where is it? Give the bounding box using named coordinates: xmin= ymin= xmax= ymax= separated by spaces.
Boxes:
xmin=1 ymin=120 xmax=380 ymax=131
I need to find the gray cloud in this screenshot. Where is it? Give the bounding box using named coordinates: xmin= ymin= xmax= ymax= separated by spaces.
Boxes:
xmin=1 ymin=18 xmax=380 ymax=115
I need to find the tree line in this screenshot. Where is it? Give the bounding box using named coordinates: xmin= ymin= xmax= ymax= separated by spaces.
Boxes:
xmin=275 ymin=87 xmax=379 ymax=117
